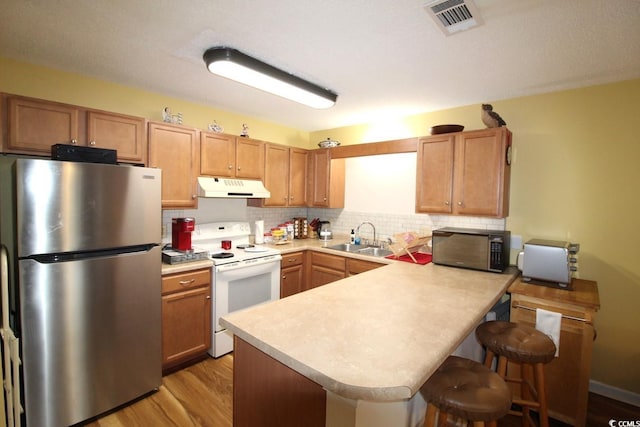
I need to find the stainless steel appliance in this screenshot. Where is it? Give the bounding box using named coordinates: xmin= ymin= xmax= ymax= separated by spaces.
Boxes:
xmin=517 ymin=239 xmax=579 ymax=288
xmin=0 ymin=157 xmax=162 ymax=427
xmin=431 ymin=227 xmax=511 ymax=273
xmin=190 ymin=222 xmax=281 ymax=358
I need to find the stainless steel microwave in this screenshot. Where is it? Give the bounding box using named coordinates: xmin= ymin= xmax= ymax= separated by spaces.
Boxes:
xmin=432 ymin=227 xmax=511 ymax=273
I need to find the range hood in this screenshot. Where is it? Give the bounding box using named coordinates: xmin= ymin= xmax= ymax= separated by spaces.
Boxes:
xmin=197 ymin=177 xmax=271 ymax=198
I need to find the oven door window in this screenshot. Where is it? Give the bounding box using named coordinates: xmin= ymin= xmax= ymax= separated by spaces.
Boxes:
xmin=215 ymin=259 xmax=281 ymax=333
xmin=227 ymin=271 xmax=273 ymax=312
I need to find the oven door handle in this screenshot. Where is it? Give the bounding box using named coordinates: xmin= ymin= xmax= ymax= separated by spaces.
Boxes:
xmin=215 ymin=254 xmax=282 ymax=273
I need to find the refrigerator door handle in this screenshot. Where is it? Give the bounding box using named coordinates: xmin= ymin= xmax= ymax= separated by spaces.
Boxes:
xmin=24 ymin=244 xmax=159 ymax=263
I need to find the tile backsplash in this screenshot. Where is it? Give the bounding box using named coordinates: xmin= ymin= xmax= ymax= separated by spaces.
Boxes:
xmin=163 ymin=201 xmax=505 ymax=244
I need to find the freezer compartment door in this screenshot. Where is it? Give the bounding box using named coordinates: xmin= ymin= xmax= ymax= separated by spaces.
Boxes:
xmin=19 ymin=246 xmax=161 ymax=427
xmin=16 ymin=158 xmax=161 ymax=257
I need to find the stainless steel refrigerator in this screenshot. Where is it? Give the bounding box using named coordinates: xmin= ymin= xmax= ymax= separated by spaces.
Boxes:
xmin=0 ymin=157 xmax=162 ymax=426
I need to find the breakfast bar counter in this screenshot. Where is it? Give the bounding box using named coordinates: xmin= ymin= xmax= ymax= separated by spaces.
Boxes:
xmin=220 ymin=262 xmax=519 ymax=426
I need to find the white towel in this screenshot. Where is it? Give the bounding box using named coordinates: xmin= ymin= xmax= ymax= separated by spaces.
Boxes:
xmin=536 ymin=308 xmax=562 ymax=357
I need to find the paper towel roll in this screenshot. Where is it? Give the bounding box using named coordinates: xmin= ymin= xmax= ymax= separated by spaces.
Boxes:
xmin=536 ymin=308 xmax=562 ymax=357
xmin=255 ymin=220 xmax=264 ymax=244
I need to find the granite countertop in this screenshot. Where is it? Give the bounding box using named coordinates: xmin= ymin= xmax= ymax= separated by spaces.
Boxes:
xmin=220 ymin=261 xmax=519 ymax=402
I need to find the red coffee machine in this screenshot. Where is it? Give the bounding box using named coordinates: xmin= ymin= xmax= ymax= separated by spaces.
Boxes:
xmin=172 ymin=217 xmax=195 ymax=251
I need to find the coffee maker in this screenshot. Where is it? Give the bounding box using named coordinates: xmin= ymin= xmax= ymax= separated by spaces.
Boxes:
xmin=172 ymin=217 xmax=195 ymax=251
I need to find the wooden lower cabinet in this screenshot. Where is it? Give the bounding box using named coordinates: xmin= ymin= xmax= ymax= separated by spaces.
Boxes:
xmin=281 ymin=251 xmax=305 ymax=298
xmin=234 ymin=336 xmax=326 ymax=427
xmin=308 ymin=251 xmax=346 ymax=289
xmin=347 ymin=258 xmax=384 ymax=276
xmin=508 ymin=278 xmax=600 ymax=427
xmin=307 ymin=251 xmax=384 ymax=289
xmin=161 ymin=268 xmax=211 ymax=371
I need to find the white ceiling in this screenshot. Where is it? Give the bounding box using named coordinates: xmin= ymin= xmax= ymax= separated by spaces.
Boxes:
xmin=2 ymin=0 xmax=639 ymax=131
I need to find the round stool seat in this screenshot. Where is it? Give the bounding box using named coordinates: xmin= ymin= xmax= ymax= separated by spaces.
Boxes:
xmin=476 ymin=321 xmax=556 ymax=364
xmin=421 ymin=355 xmax=511 ymax=422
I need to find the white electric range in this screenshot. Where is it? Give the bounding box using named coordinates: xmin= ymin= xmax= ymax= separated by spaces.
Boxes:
xmin=191 ymin=222 xmax=282 ymax=358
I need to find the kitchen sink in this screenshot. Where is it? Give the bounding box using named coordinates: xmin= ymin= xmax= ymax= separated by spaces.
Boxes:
xmin=326 ymin=243 xmax=393 ymax=258
xmin=355 ymin=247 xmax=393 ymax=257
xmin=326 ymin=243 xmax=363 ymax=252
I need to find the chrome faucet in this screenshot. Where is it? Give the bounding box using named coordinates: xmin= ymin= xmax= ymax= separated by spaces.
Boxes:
xmin=356 ymin=222 xmax=376 ymax=246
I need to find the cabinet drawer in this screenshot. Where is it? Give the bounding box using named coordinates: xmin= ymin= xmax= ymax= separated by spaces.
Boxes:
xmin=347 ymin=258 xmax=383 ymax=275
xmin=311 ymin=252 xmax=345 ymax=271
xmin=162 ymin=268 xmax=210 ymax=294
xmin=282 ymin=251 xmax=304 ymax=267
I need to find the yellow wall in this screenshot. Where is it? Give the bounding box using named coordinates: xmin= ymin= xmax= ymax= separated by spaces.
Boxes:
xmin=3 ymin=56 xmax=639 ymax=393
xmin=0 ymin=57 xmax=310 ymax=148
xmin=312 ymin=79 xmax=640 ymax=394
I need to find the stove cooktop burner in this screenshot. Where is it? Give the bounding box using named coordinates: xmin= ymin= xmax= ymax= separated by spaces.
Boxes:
xmin=211 ymin=252 xmax=234 ymax=259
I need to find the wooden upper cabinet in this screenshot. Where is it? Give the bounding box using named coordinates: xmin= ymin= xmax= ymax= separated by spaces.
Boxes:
xmin=288 ymin=148 xmax=308 ymax=206
xmin=148 ymin=122 xmax=199 ymax=209
xmin=249 ymin=144 xmax=308 ymax=208
xmin=200 ymin=131 xmax=236 ymax=177
xmin=416 ymin=135 xmax=455 ymax=214
xmin=235 ymin=137 xmax=264 ymax=179
xmin=309 ymin=148 xmax=344 ymax=208
xmin=263 ymin=143 xmax=289 ymax=207
xmin=86 ymin=111 xmax=146 ymax=163
xmin=6 ymin=96 xmax=80 ymax=153
xmin=416 ymin=127 xmax=511 ymax=218
xmin=200 ymin=132 xmax=263 ymax=179
xmin=3 ymin=94 xmax=146 ymax=164
xmin=454 ymin=128 xmax=511 ymax=217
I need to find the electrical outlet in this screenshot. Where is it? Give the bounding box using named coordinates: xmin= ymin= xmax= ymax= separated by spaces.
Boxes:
xmin=510 ymin=235 xmax=523 ymax=250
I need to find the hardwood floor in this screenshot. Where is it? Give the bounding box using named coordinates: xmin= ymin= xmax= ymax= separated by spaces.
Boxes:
xmin=82 ymin=355 xmax=233 ymax=427
xmin=82 ymin=355 xmax=639 ymax=426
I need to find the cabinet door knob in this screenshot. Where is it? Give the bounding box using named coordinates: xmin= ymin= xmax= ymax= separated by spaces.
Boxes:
xmin=444 ymin=201 xmax=450 ymax=206
xmin=457 ymin=201 xmax=463 ymax=206
xmin=282 ymin=274 xmax=287 ymax=279
xmin=89 ymin=140 xmax=96 ymax=146
xmin=206 ymin=295 xmax=211 ymax=300
xmin=228 ymin=164 xmax=233 ymax=169
xmin=71 ymin=139 xmax=77 ymax=145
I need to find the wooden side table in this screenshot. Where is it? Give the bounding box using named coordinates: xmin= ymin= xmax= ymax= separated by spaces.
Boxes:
xmin=508 ymin=277 xmax=600 ymax=427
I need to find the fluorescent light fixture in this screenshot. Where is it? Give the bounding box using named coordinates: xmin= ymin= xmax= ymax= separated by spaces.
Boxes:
xmin=203 ymin=47 xmax=337 ymax=109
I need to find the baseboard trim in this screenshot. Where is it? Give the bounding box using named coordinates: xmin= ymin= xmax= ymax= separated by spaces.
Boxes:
xmin=590 ymin=380 xmax=640 ymax=407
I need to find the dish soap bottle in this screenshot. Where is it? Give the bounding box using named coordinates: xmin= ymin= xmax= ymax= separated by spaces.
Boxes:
xmin=350 ymin=229 xmax=355 ymax=244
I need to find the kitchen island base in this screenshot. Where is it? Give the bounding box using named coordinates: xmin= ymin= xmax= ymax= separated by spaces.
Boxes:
xmin=233 ymin=337 xmax=427 ymax=427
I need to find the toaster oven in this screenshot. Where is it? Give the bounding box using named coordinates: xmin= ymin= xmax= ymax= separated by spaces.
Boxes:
xmin=517 ymin=239 xmax=579 ymax=288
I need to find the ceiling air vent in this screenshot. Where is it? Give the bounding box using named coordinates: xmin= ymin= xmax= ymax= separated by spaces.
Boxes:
xmin=424 ymin=0 xmax=483 ymax=35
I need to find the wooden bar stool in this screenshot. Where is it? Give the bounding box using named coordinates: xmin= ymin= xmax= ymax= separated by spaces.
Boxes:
xmin=420 ymin=355 xmax=511 ymax=427
xmin=475 ymin=321 xmax=556 ymax=427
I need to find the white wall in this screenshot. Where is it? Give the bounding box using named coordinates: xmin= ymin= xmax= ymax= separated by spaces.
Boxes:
xmin=344 ymin=153 xmax=417 ymax=214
